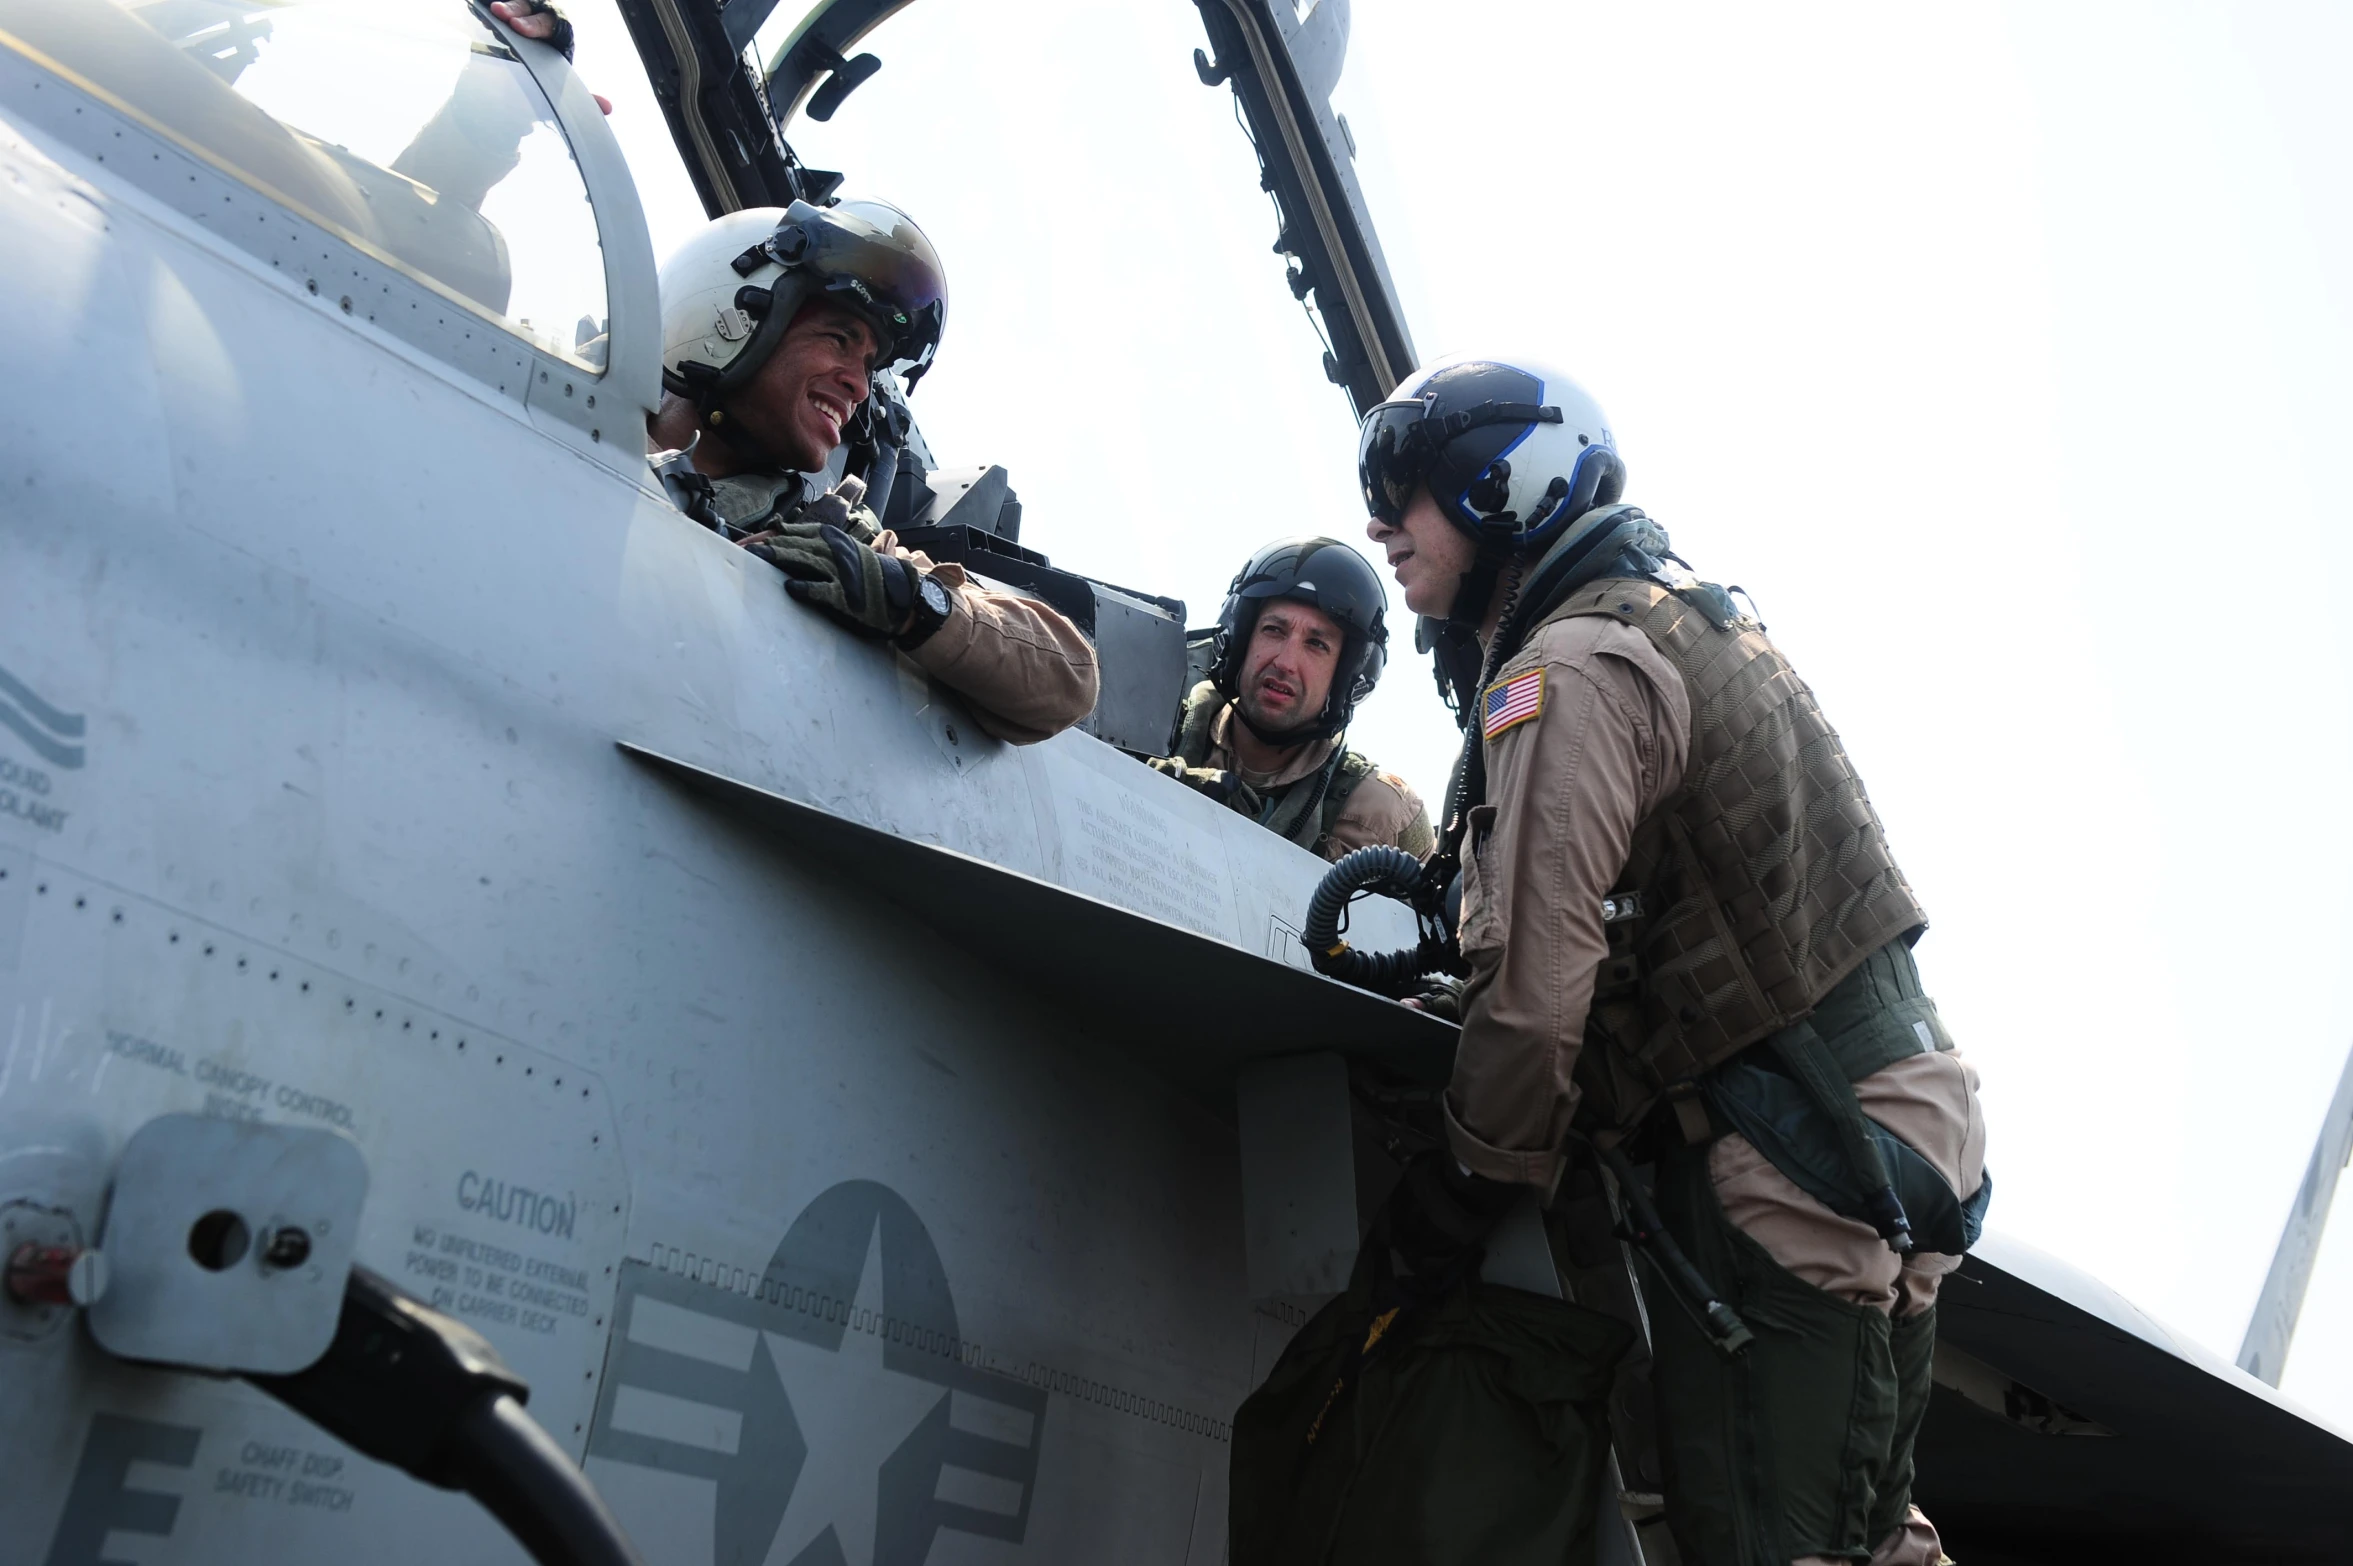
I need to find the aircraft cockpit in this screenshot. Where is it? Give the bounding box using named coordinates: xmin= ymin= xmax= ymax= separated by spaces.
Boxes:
xmin=591 ymin=0 xmax=1433 ymax=747
xmin=9 ymin=0 xmax=1416 ymax=756
xmin=20 ymin=0 xmax=1242 ymax=751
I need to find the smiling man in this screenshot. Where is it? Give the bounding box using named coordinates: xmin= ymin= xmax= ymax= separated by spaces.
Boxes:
xmin=645 ymin=201 xmax=1096 ymax=745
xmin=1150 ymin=537 xmax=1430 ymax=861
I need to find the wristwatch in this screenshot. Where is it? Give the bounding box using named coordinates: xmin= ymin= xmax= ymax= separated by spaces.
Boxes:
xmin=896 ymin=569 xmax=953 ymax=650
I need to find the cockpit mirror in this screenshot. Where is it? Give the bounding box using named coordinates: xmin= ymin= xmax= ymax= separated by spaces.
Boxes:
xmin=762 ymin=0 xmax=911 ymax=136
xmin=804 ymin=48 xmax=881 ymax=122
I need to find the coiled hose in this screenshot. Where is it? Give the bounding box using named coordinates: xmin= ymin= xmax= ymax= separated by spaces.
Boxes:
xmin=1303 ymin=558 xmax=1527 ymax=1001
xmin=1302 ymin=845 xmax=1459 ymax=997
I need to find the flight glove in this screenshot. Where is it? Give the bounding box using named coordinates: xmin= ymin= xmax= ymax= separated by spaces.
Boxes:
xmin=1404 ymin=974 xmax=1466 ymax=1022
xmin=490 ymin=0 xmax=574 ymax=58
xmin=1144 ymin=757 xmax=1262 ymax=818
xmin=1378 ymin=1149 xmax=1521 ymax=1301
xmin=752 ymin=523 xmax=917 ymax=640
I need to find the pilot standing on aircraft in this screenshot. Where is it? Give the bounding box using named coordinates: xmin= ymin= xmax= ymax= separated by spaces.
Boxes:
xmin=645 ymin=202 xmax=1098 ymax=745
xmin=1360 ymin=358 xmax=1987 ymax=1566
xmin=1148 ymin=537 xmax=1431 ymax=861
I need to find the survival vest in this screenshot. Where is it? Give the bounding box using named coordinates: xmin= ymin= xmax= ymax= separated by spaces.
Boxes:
xmin=1171 ymin=681 xmax=1377 ymax=859
xmin=650 ymin=453 xmax=810 ymax=538
xmin=1542 ymin=579 xmax=1929 ymax=1129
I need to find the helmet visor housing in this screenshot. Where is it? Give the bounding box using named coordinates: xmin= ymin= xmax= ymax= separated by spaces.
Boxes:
xmin=1358 ymin=358 xmax=1620 ymax=551
xmin=742 ymin=199 xmax=948 ymax=378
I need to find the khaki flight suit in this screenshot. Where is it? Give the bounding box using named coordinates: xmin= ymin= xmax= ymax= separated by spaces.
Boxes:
xmin=652 ymin=453 xmax=1099 ymax=746
xmin=866 ymin=529 xmax=1099 ymax=745
xmin=1188 ymin=693 xmax=1434 ymax=861
xmin=1451 ymin=610 xmax=1984 ymax=1566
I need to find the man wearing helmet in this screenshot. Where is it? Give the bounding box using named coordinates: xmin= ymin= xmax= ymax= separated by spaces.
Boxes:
xmin=1357 ymin=359 xmax=1986 ymax=1566
xmin=645 ymin=201 xmax=1097 ymax=746
xmin=1150 ymin=538 xmax=1432 ymax=862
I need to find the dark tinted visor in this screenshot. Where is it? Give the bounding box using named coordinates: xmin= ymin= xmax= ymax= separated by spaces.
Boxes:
xmin=760 ymin=200 xmax=948 ymax=373
xmin=1357 ymin=396 xmax=1436 ymax=525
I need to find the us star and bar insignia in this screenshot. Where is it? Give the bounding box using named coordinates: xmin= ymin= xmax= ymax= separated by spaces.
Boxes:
xmin=1482 ymin=668 xmax=1545 ymax=738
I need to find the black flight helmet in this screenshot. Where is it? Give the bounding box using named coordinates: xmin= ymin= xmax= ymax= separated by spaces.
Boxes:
xmin=1211 ymin=536 xmax=1390 ymax=741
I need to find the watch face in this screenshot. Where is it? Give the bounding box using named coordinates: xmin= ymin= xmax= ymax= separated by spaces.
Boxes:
xmin=920 ymin=576 xmax=952 ymax=616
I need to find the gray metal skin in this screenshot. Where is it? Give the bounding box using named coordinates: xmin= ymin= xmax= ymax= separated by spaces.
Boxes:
xmin=2238 ymin=1041 xmax=2353 ymax=1386
xmin=0 ymin=10 xmax=1444 ymax=1565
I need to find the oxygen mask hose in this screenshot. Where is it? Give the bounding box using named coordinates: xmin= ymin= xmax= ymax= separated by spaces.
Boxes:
xmin=1302 ymin=845 xmax=1460 ymax=997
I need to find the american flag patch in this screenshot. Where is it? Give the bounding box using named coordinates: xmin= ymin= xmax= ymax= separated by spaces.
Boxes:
xmin=1483 ymin=668 xmax=1545 ymax=738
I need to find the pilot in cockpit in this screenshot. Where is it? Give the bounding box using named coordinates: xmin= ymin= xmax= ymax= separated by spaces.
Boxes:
xmin=645 ymin=203 xmax=1099 ymax=746
xmin=1148 ymin=538 xmax=1432 ymax=864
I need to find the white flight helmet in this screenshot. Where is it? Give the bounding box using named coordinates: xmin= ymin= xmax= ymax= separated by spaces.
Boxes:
xmin=657 ymin=199 xmax=946 ymax=408
xmin=1358 ymin=354 xmax=1622 ymax=547
xmin=1358 ymin=354 xmax=1627 ymax=627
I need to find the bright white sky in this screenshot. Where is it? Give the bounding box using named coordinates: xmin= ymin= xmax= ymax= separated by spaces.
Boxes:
xmin=558 ymin=0 xmax=2353 ymax=1423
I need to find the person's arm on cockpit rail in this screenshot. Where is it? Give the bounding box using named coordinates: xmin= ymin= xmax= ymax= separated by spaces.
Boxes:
xmin=644 ymin=201 xmax=1100 ymax=745
xmin=869 ymin=532 xmax=1098 ymax=744
xmin=745 ymin=503 xmax=1098 ymax=745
